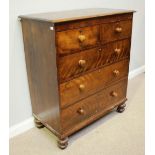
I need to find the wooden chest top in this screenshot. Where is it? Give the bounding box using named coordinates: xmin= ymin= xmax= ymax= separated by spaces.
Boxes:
xmin=19 ymin=8 xmax=134 ymax=23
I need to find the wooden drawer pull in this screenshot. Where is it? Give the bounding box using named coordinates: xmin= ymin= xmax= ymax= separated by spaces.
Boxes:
xmin=115 ymin=27 xmax=122 ymax=33
xmin=113 ymin=70 xmax=120 ymax=76
xmin=79 ymin=60 xmax=86 ymax=68
xmin=111 ymin=91 xmax=118 ymax=97
xmin=98 ymin=48 xmax=102 ymax=52
xmin=77 ymin=108 xmax=85 ymax=115
xmin=114 ymin=48 xmax=121 ymax=55
xmin=79 ymin=84 xmax=85 ymax=91
xmin=78 ymin=34 xmax=86 ymax=42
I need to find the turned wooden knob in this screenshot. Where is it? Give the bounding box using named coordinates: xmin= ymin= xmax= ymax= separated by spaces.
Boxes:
xmin=113 ymin=70 xmax=120 ymax=76
xmin=115 ymin=27 xmax=122 ymax=33
xmin=98 ymin=48 xmax=102 ymax=52
xmin=78 ymin=34 xmax=86 ymax=42
xmin=79 ymin=60 xmax=86 ymax=68
xmin=114 ymin=48 xmax=121 ymax=55
xmin=79 ymin=84 xmax=85 ymax=91
xmin=77 ymin=108 xmax=85 ymax=115
xmin=111 ymin=91 xmax=118 ymax=97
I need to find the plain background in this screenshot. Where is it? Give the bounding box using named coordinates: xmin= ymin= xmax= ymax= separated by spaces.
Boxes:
xmin=9 ymin=0 xmax=145 ymax=127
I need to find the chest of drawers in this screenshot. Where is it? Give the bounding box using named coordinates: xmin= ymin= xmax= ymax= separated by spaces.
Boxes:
xmin=19 ymin=8 xmax=134 ymax=149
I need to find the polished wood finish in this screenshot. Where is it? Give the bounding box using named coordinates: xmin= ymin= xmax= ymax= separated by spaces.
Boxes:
xmin=62 ymin=97 xmax=127 ymax=139
xmin=60 ymin=59 xmax=129 ymax=108
xmin=58 ymin=39 xmax=130 ymax=82
xmin=61 ymin=78 xmax=128 ymax=131
xmin=101 ymin=20 xmax=132 ymax=44
xmin=56 ymin=25 xmax=100 ymax=54
xmin=55 ymin=13 xmax=133 ymax=31
xmin=21 ymin=19 xmax=60 ymax=133
xmin=19 ymin=8 xmax=134 ymax=23
xmin=19 ymin=8 xmax=134 ymax=149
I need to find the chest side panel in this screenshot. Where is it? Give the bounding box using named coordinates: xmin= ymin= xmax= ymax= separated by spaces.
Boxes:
xmin=21 ymin=19 xmax=61 ymax=133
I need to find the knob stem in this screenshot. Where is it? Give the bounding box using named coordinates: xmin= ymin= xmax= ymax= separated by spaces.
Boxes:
xmin=111 ymin=91 xmax=118 ymax=97
xmin=114 ymin=48 xmax=121 ymax=55
xmin=79 ymin=60 xmax=86 ymax=68
xmin=77 ymin=108 xmax=85 ymax=115
xmin=113 ymin=70 xmax=120 ymax=76
xmin=78 ymin=34 xmax=86 ymax=42
xmin=79 ymin=84 xmax=85 ymax=91
xmin=115 ymin=27 xmax=122 ymax=33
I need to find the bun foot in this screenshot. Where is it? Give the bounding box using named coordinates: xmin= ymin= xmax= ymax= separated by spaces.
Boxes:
xmin=34 ymin=118 xmax=44 ymax=128
xmin=58 ymin=137 xmax=68 ymax=149
xmin=117 ymin=103 xmax=126 ymax=113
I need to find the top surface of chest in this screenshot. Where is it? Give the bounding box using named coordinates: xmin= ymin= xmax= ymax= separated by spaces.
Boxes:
xmin=19 ymin=8 xmax=134 ymax=23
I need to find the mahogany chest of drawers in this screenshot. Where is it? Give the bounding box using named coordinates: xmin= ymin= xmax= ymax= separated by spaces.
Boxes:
xmin=19 ymin=8 xmax=134 ymax=149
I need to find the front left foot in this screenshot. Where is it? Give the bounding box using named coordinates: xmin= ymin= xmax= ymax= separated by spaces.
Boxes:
xmin=117 ymin=103 xmax=126 ymax=113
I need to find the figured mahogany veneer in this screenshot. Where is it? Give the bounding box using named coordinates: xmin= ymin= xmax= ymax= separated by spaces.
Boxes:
xmin=60 ymin=59 xmax=129 ymax=108
xmin=58 ymin=39 xmax=130 ymax=82
xmin=101 ymin=20 xmax=132 ymax=44
xmin=19 ymin=8 xmax=134 ymax=149
xmin=56 ymin=25 xmax=100 ymax=54
xmin=57 ymin=20 xmax=132 ymax=55
xmin=61 ymin=78 xmax=128 ymax=132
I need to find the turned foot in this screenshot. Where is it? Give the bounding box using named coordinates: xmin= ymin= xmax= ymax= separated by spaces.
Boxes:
xmin=34 ymin=118 xmax=44 ymax=128
xmin=57 ymin=137 xmax=68 ymax=149
xmin=117 ymin=103 xmax=126 ymax=113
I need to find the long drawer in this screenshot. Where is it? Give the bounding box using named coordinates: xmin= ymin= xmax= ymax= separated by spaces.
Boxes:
xmin=58 ymin=39 xmax=130 ymax=82
xmin=61 ymin=78 xmax=128 ymax=131
xmin=60 ymin=59 xmax=129 ymax=108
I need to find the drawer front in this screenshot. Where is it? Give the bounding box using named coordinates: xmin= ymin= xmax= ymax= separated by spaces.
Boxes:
xmin=55 ymin=13 xmax=133 ymax=31
xmin=61 ymin=78 xmax=128 ymax=131
xmin=58 ymin=39 xmax=130 ymax=82
xmin=56 ymin=25 xmax=100 ymax=55
xmin=60 ymin=59 xmax=129 ymax=108
xmin=101 ymin=20 xmax=132 ymax=44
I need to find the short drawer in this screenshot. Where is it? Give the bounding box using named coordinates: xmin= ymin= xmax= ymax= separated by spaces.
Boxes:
xmin=60 ymin=59 xmax=129 ymax=108
xmin=101 ymin=20 xmax=132 ymax=44
xmin=58 ymin=39 xmax=130 ymax=82
xmin=61 ymin=78 xmax=128 ymax=131
xmin=56 ymin=25 xmax=100 ymax=55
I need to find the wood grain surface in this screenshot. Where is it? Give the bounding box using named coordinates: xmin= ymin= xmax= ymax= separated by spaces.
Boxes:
xmin=21 ymin=19 xmax=61 ymax=132
xmin=56 ymin=25 xmax=100 ymax=54
xmin=20 ymin=10 xmax=134 ymax=147
xmin=101 ymin=20 xmax=132 ymax=44
xmin=61 ymin=78 xmax=128 ymax=132
xmin=19 ymin=8 xmax=135 ymax=23
xmin=60 ymin=59 xmax=129 ymax=108
xmin=58 ymin=39 xmax=130 ymax=82
xmin=55 ymin=13 xmax=133 ymax=31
